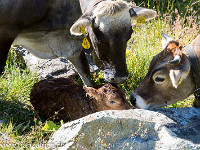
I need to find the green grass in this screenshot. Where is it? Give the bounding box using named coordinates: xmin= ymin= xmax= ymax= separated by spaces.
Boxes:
xmin=0 ymin=50 xmax=50 ymax=149
xmin=121 ymin=1 xmax=200 ymax=107
xmin=0 ymin=1 xmax=200 ymax=149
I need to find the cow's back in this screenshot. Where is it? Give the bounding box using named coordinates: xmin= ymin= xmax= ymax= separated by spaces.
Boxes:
xmin=0 ymin=0 xmax=81 ymax=29
xmin=9 ymin=0 xmax=83 ymax=59
xmin=0 ymin=0 xmax=49 ymax=28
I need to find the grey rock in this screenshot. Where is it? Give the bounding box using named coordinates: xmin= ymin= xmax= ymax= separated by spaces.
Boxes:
xmin=13 ymin=46 xmax=99 ymax=80
xmin=48 ymin=108 xmax=200 ymax=150
xmin=0 ymin=131 xmax=10 ymax=141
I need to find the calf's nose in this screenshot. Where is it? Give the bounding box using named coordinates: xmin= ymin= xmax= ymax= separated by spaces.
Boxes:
xmin=130 ymin=93 xmax=136 ymax=106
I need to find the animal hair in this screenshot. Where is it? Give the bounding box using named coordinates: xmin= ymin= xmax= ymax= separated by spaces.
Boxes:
xmin=165 ymin=41 xmax=183 ymax=56
xmin=146 ymin=41 xmax=183 ymax=77
xmin=30 ymin=78 xmax=131 ymax=123
xmin=94 ymin=0 xmax=129 ymax=16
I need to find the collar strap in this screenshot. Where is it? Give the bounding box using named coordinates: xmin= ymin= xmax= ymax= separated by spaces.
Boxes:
xmin=184 ymin=44 xmax=200 ymax=101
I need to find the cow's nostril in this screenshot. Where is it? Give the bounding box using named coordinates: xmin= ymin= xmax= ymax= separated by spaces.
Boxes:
xmin=130 ymin=94 xmax=136 ymax=106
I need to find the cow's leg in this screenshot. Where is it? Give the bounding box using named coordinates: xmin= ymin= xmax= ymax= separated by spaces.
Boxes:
xmin=193 ymin=99 xmax=200 ymax=108
xmin=69 ymin=50 xmax=95 ymax=87
xmin=0 ymin=39 xmax=15 ymax=75
xmin=0 ymin=46 xmax=9 ymax=74
xmin=0 ymin=27 xmax=19 ymax=75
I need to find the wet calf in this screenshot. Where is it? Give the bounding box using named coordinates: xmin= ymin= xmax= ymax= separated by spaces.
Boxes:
xmin=30 ymin=78 xmax=132 ymax=122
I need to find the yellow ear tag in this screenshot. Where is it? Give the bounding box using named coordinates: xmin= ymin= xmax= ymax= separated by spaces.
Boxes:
xmin=80 ymin=25 xmax=90 ymax=49
xmin=82 ymin=38 xmax=90 ymax=49
xmin=80 ymin=25 xmax=86 ymax=35
xmin=136 ymin=16 xmax=146 ymax=24
xmin=178 ymin=76 xmax=183 ymax=85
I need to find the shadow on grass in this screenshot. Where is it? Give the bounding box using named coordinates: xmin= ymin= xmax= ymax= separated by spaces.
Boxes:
xmin=0 ymin=96 xmax=41 ymax=134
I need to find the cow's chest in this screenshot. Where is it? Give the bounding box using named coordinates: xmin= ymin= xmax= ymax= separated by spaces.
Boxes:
xmin=13 ymin=29 xmax=83 ymax=59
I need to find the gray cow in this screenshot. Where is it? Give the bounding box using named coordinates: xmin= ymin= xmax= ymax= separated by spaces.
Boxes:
xmin=0 ymin=0 xmax=156 ymax=86
xmin=130 ymin=32 xmax=200 ymax=109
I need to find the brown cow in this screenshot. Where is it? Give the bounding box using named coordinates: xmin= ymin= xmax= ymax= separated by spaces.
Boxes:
xmin=30 ymin=78 xmax=132 ymax=122
xmin=130 ymin=32 xmax=200 ymax=109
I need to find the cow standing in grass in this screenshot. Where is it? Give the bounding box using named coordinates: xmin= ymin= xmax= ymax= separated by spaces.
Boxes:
xmin=130 ymin=32 xmax=200 ymax=109
xmin=0 ymin=0 xmax=156 ymax=86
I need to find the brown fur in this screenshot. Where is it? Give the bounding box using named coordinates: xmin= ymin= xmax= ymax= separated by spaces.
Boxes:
xmin=30 ymin=78 xmax=132 ymax=122
xmin=166 ymin=41 xmax=181 ymax=55
xmin=131 ymin=36 xmax=200 ymax=108
xmin=146 ymin=41 xmax=183 ymax=77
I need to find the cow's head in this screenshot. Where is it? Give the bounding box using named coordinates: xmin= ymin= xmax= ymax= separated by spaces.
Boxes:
xmin=70 ymin=0 xmax=156 ymax=84
xmin=130 ymin=31 xmax=195 ymax=109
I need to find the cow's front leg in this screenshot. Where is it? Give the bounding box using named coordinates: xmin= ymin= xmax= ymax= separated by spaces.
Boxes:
xmin=193 ymin=99 xmax=200 ymax=108
xmin=0 ymin=45 xmax=10 ymax=75
xmin=0 ymin=27 xmax=19 ymax=75
xmin=69 ymin=50 xmax=95 ymax=87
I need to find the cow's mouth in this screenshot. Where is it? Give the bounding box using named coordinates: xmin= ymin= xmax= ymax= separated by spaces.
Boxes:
xmin=130 ymin=93 xmax=151 ymax=109
xmin=104 ymin=69 xmax=128 ymax=84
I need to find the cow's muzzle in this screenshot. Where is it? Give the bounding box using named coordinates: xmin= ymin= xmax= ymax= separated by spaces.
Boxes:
xmin=130 ymin=92 xmax=151 ymax=109
xmin=104 ymin=69 xmax=128 ymax=84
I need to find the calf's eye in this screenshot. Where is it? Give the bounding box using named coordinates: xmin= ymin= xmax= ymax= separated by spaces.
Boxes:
xmin=109 ymin=100 xmax=116 ymax=104
xmin=155 ymin=76 xmax=165 ymax=83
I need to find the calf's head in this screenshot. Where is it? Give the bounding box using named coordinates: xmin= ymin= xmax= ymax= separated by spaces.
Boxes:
xmin=130 ymin=32 xmax=195 ymax=109
xmin=70 ymin=0 xmax=156 ymax=84
xmin=84 ymin=83 xmax=132 ymax=110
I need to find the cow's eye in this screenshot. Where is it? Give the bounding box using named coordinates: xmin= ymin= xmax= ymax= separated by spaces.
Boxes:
xmin=154 ymin=76 xmax=165 ymax=83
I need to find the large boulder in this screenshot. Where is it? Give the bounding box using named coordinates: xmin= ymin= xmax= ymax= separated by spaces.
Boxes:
xmin=48 ymin=108 xmax=200 ymax=150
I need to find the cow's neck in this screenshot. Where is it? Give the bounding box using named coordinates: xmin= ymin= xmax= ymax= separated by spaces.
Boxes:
xmin=184 ymin=35 xmax=200 ymax=101
xmin=191 ymin=35 xmax=200 ymax=63
xmin=79 ymin=0 xmax=105 ymax=14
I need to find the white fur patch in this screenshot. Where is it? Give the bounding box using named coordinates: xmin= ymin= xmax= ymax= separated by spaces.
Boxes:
xmin=135 ymin=95 xmax=150 ymax=109
xmin=169 ymin=70 xmax=178 ymax=88
xmin=169 ymin=69 xmax=189 ymax=89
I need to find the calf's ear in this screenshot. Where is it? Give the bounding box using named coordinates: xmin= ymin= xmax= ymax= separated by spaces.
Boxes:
xmin=130 ymin=6 xmax=157 ymax=21
xmin=83 ymin=86 xmax=99 ymax=99
xmin=70 ymin=15 xmax=92 ymax=36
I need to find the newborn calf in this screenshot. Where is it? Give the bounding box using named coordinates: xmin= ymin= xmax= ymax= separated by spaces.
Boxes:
xmin=30 ymin=78 xmax=132 ymax=122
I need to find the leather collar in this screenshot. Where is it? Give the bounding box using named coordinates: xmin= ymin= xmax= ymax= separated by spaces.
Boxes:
xmin=184 ymin=44 xmax=200 ymax=101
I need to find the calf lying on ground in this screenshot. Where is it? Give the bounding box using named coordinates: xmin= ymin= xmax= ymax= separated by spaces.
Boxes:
xmin=30 ymin=78 xmax=132 ymax=122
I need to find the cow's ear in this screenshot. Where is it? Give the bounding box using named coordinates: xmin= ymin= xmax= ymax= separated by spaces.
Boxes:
xmin=70 ymin=17 xmax=91 ymax=36
xmin=130 ymin=7 xmax=157 ymax=21
xmin=169 ymin=62 xmax=190 ymax=88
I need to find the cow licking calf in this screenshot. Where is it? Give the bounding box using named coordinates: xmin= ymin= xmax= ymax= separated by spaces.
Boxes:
xmin=130 ymin=32 xmax=200 ymax=109
xmin=30 ymin=78 xmax=132 ymax=122
xmin=0 ymin=0 xmax=156 ymax=86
